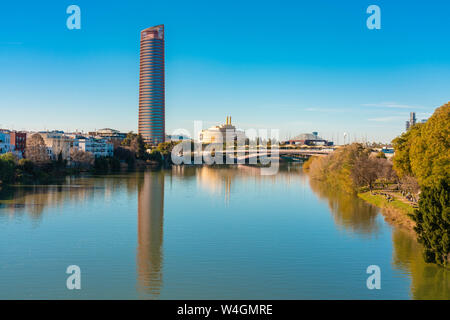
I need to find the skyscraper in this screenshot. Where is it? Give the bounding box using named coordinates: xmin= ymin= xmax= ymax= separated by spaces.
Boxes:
xmin=405 ymin=112 xmax=417 ymax=131
xmin=409 ymin=112 xmax=416 ymax=127
xmin=138 ymin=25 xmax=165 ymax=145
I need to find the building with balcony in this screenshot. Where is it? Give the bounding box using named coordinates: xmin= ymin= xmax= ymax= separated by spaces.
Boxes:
xmin=0 ymin=131 xmax=13 ymax=154
xmin=9 ymin=131 xmax=26 ymax=158
xmin=37 ymin=131 xmax=72 ymax=160
xmin=77 ymin=138 xmax=113 ymax=158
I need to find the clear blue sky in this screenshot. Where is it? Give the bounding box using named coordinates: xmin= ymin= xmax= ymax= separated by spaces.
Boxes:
xmin=1 ymin=0 xmax=449 ymax=143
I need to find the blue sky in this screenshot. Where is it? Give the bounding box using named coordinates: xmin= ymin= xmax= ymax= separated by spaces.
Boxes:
xmin=1 ymin=0 xmax=449 ymax=143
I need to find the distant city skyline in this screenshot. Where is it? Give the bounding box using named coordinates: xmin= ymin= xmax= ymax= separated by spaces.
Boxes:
xmin=1 ymin=1 xmax=449 ymax=143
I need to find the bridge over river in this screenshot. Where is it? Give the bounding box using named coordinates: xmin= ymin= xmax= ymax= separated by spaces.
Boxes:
xmin=184 ymin=148 xmax=334 ymax=163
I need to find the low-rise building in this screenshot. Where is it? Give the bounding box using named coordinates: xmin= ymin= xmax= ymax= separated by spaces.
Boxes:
xmin=88 ymin=128 xmax=127 ymax=141
xmin=9 ymin=131 xmax=26 ymax=158
xmin=38 ymin=131 xmax=72 ymax=160
xmin=0 ymin=131 xmax=14 ymax=154
xmin=199 ymin=116 xmax=246 ymax=144
xmin=77 ymin=138 xmax=114 ymax=158
xmin=283 ymin=132 xmax=333 ymax=146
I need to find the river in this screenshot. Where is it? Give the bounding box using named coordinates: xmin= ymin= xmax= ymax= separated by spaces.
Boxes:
xmin=0 ymin=164 xmax=448 ymax=299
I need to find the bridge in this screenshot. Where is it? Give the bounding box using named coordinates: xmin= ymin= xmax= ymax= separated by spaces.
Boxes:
xmin=185 ymin=148 xmax=334 ymax=164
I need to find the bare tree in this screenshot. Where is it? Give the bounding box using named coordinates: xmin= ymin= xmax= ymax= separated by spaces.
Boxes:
xmin=399 ymin=175 xmax=420 ymax=200
xmin=25 ymin=134 xmax=49 ymax=165
xmin=70 ymin=149 xmax=94 ymax=169
xmin=351 ymin=156 xmax=380 ymax=190
xmin=377 ymin=159 xmax=397 ymax=182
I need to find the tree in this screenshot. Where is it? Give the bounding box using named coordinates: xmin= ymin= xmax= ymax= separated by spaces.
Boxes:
xmin=18 ymin=158 xmax=35 ymax=174
xmin=393 ymin=102 xmax=450 ymax=187
xmin=351 ymin=155 xmax=382 ymax=191
xmin=25 ymin=133 xmax=49 ymax=165
xmin=392 ymin=124 xmax=421 ymax=178
xmin=130 ymin=134 xmax=146 ymax=159
xmin=70 ymin=149 xmax=94 ymax=169
xmin=121 ymin=131 xmax=137 ymax=146
xmin=391 ymin=102 xmax=450 ymax=267
xmin=399 ymin=175 xmax=420 ymax=197
xmin=108 ymin=157 xmax=121 ymax=172
xmin=0 ymin=153 xmax=17 ymax=184
xmin=94 ymin=157 xmax=109 ymax=172
xmin=412 ymin=179 xmax=450 ymax=266
xmin=376 ymin=151 xmax=386 ymax=159
xmin=114 ymin=146 xmax=135 ymax=168
xmin=410 ymin=103 xmax=450 ymax=187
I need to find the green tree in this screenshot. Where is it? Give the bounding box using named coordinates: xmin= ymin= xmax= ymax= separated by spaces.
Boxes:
xmin=393 ymin=102 xmax=450 ymax=187
xmin=376 ymin=151 xmax=386 ymax=159
xmin=121 ymin=131 xmax=137 ymax=146
xmin=94 ymin=157 xmax=109 ymax=172
xmin=108 ymin=157 xmax=121 ymax=172
xmin=0 ymin=153 xmax=17 ymax=184
xmin=412 ymin=179 xmax=450 ymax=266
xmin=410 ymin=103 xmax=450 ymax=187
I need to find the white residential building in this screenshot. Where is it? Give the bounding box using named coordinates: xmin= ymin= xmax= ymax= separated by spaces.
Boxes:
xmin=77 ymin=138 xmax=113 ymax=158
xmin=37 ymin=131 xmax=71 ymax=160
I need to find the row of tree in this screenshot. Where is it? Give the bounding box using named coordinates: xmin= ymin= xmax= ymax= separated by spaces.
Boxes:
xmin=305 ymin=143 xmax=397 ymax=194
xmin=392 ymin=102 xmax=449 ymax=266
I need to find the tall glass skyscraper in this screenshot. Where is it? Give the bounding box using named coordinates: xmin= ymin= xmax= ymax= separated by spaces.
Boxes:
xmin=139 ymin=25 xmax=165 ymax=145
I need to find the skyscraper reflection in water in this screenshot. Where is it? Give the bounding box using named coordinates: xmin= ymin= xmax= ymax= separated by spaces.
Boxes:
xmin=137 ymin=171 xmax=165 ymax=297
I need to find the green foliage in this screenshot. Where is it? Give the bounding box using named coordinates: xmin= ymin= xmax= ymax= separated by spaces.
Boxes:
xmin=393 ymin=102 xmax=450 ymax=188
xmin=392 ymin=125 xmax=418 ymax=177
xmin=0 ymin=153 xmax=17 ymax=184
xmin=376 ymin=151 xmax=387 ymax=159
xmin=94 ymin=157 xmax=109 ymax=172
xmin=121 ymin=131 xmax=137 ymax=146
xmin=308 ymin=143 xmax=369 ymax=194
xmin=148 ymin=149 xmax=162 ymax=162
xmin=156 ymin=141 xmax=180 ymax=156
xmin=412 ymin=179 xmax=450 ymax=266
xmin=121 ymin=132 xmax=147 ymax=159
xmin=392 ymin=103 xmax=450 ymax=266
xmin=18 ymin=158 xmax=35 ymax=174
xmin=133 ymin=134 xmax=146 ymax=159
xmin=108 ymin=157 xmax=121 ymax=172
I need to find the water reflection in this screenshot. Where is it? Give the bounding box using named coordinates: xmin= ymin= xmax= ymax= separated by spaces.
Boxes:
xmin=308 ymin=178 xmax=382 ymax=236
xmin=136 ymin=171 xmax=164 ymax=298
xmin=307 ymin=176 xmax=450 ymax=299
xmin=392 ymin=229 xmax=450 ymax=300
xmin=0 ymin=166 xmax=449 ymax=299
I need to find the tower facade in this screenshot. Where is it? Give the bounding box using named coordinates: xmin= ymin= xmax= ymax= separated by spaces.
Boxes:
xmin=138 ymin=25 xmax=165 ymax=145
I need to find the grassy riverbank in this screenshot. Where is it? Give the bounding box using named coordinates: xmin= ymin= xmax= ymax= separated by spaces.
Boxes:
xmin=357 ymin=191 xmax=416 ymax=232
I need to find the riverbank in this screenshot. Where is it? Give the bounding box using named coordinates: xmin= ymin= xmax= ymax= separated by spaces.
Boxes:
xmin=303 ymin=146 xmax=418 ymax=233
xmin=358 ymin=191 xmax=416 ymax=233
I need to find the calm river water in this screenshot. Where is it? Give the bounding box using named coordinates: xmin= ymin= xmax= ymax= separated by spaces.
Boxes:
xmin=0 ymin=165 xmax=448 ymax=299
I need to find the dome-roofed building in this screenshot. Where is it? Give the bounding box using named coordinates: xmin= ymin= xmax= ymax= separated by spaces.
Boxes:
xmin=283 ymin=132 xmax=332 ymax=146
xmin=199 ymin=116 xmax=246 ymax=144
